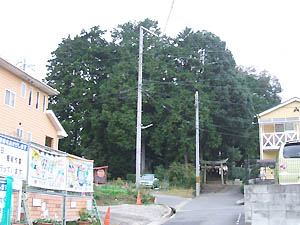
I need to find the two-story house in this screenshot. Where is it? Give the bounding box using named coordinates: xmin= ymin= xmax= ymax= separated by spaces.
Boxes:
xmin=258 ymin=97 xmax=300 ymax=178
xmin=0 ymin=57 xmax=67 ymax=149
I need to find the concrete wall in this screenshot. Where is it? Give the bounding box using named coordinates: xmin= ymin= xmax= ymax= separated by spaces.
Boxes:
xmin=245 ymin=184 xmax=300 ymax=225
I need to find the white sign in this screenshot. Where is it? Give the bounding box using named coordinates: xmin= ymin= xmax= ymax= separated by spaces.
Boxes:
xmin=0 ymin=136 xmax=28 ymax=180
xmin=0 ymin=182 xmax=6 ymax=218
xmin=0 ymin=181 xmax=13 ymax=220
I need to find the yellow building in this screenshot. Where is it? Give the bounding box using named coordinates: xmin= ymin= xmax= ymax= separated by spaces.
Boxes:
xmin=258 ymin=97 xmax=300 ymax=178
xmin=0 ymin=57 xmax=67 ymax=149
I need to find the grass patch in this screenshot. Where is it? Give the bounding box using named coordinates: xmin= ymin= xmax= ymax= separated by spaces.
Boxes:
xmin=158 ymin=187 xmax=195 ymax=198
xmin=94 ymin=185 xmax=155 ymax=205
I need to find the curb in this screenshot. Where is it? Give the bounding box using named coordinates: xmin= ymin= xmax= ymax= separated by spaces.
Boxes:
xmin=161 ymin=204 xmax=174 ymax=218
xmin=236 ymin=198 xmax=244 ymax=205
xmin=146 ymin=204 xmax=173 ymax=225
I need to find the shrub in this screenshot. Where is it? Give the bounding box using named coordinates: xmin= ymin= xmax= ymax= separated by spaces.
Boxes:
xmin=168 ymin=162 xmax=195 ymax=189
xmin=240 ymin=184 xmax=244 ymax=194
xmin=126 ymin=174 xmax=136 ymax=183
xmin=154 ymin=165 xmax=169 ymax=181
xmin=230 ymin=166 xmax=245 ymax=180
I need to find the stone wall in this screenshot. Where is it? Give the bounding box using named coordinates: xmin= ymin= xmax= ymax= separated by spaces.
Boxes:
xmin=245 ymin=184 xmax=300 ymax=225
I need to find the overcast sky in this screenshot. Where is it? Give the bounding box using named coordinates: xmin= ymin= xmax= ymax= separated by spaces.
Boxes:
xmin=1 ymin=0 xmax=299 ymax=101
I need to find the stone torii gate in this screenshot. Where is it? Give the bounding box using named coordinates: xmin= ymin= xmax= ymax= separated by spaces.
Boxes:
xmin=201 ymin=158 xmax=228 ymax=185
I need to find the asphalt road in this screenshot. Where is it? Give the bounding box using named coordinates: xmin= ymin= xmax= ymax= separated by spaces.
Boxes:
xmin=159 ymin=185 xmax=244 ymax=225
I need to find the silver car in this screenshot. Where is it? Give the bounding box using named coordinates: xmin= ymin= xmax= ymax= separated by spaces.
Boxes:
xmin=140 ymin=174 xmax=159 ymax=188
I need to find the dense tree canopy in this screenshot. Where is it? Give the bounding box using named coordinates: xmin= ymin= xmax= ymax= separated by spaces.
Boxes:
xmin=45 ymin=19 xmax=281 ymax=178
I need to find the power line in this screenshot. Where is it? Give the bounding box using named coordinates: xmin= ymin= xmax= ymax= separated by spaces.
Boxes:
xmin=164 ymin=0 xmax=175 ymax=34
xmin=143 ymin=91 xmax=258 ymax=139
xmin=143 ymin=79 xmax=271 ymax=92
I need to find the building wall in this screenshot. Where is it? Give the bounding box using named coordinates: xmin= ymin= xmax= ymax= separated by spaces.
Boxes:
xmin=260 ymin=102 xmax=300 ymax=119
xmin=263 ymin=151 xmax=277 ymax=160
xmin=0 ymin=67 xmax=59 ymax=149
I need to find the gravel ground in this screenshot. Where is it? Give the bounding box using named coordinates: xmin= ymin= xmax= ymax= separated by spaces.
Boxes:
xmin=98 ymin=204 xmax=171 ymax=225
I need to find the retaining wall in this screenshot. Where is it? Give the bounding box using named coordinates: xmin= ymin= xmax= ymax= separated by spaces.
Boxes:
xmin=12 ymin=192 xmax=93 ymax=222
xmin=245 ymin=184 xmax=300 ymax=225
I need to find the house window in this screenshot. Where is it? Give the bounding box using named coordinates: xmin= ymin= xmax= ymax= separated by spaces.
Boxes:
xmin=275 ymin=124 xmax=284 ymax=132
xmin=285 ymin=123 xmax=295 ymax=131
xmin=274 ymin=123 xmax=295 ymax=132
xmin=17 ymin=128 xmax=23 ymax=138
xmin=28 ymin=87 xmax=33 ymax=106
xmin=5 ymin=90 xmax=16 ymax=107
xmin=43 ymin=95 xmax=46 ymax=112
xmin=45 ymin=136 xmax=53 ymax=148
xmin=36 ymin=91 xmax=40 ymax=109
xmin=21 ymin=82 xmax=26 ymax=98
xmin=27 ymin=132 xmax=32 ymax=142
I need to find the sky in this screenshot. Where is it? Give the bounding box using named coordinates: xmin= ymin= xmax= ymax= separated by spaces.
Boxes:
xmin=1 ymin=0 xmax=300 ymax=101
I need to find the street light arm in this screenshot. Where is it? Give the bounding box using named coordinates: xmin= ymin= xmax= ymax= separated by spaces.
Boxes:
xmin=141 ymin=124 xmax=153 ymax=129
xmin=141 ymin=26 xmax=159 ymax=37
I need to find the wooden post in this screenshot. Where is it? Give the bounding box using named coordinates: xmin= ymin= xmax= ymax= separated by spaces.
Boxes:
xmin=204 ymin=163 xmax=207 ymax=184
xmin=221 ymin=163 xmax=224 ymax=185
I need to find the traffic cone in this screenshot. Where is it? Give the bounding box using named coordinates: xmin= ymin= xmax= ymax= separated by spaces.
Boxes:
xmin=136 ymin=191 xmax=142 ymax=205
xmin=104 ymin=206 xmax=111 ymax=225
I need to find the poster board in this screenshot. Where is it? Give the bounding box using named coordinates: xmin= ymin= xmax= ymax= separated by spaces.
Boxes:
xmin=0 ymin=135 xmax=28 ymax=180
xmin=67 ymin=156 xmax=93 ymax=192
xmin=28 ymin=147 xmax=67 ymax=190
xmin=94 ymin=166 xmax=108 ymax=184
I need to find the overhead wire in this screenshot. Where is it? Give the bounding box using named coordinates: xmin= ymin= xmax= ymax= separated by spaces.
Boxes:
xmin=163 ymin=0 xmax=175 ymax=34
xmin=142 ymin=91 xmax=258 ymax=139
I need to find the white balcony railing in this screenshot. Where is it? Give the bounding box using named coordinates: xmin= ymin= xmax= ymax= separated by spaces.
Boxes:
xmin=262 ymin=131 xmax=298 ymax=150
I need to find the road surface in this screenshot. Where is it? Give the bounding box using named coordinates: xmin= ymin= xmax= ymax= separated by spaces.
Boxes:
xmin=159 ymin=185 xmax=244 ymax=225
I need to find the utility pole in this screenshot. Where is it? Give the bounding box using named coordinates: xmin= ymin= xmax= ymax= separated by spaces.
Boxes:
xmin=136 ymin=26 xmax=158 ymax=188
xmin=195 ymin=91 xmax=200 ymax=196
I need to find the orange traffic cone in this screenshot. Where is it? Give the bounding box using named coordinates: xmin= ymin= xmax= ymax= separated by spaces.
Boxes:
xmin=104 ymin=206 xmax=111 ymax=225
xmin=136 ymin=191 xmax=142 ymax=205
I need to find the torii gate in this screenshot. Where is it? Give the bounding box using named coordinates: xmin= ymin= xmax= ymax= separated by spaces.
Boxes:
xmin=201 ymin=158 xmax=228 ymax=185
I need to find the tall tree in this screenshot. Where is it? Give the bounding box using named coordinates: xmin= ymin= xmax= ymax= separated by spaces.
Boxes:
xmin=45 ymin=19 xmax=282 ymax=178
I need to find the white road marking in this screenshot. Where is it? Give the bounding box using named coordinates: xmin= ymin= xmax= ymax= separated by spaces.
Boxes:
xmin=236 ymin=213 xmax=242 ymax=225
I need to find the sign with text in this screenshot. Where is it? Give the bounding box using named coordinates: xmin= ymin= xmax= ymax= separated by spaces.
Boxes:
xmin=0 ymin=135 xmax=28 ymax=180
xmin=0 ymin=181 xmax=7 ymax=219
xmin=0 ymin=181 xmax=13 ymax=220
xmin=67 ymin=156 xmax=93 ymax=192
xmin=28 ymin=147 xmax=67 ymax=190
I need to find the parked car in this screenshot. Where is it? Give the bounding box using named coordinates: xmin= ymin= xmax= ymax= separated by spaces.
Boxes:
xmin=275 ymin=140 xmax=300 ymax=184
xmin=140 ymin=174 xmax=159 ymax=188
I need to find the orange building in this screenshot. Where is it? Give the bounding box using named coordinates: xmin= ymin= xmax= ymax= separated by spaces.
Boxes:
xmin=0 ymin=57 xmax=67 ymax=149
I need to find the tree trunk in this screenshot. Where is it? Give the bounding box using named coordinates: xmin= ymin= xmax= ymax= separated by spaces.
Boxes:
xmin=184 ymin=147 xmax=188 ymax=169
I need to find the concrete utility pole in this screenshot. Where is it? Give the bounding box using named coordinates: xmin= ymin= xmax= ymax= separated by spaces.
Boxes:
xmin=195 ymin=91 xmax=200 ymax=196
xmin=136 ymin=26 xmax=158 ymax=188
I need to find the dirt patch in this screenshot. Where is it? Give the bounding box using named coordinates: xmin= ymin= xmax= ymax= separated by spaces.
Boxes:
xmin=201 ymin=184 xmax=226 ymax=193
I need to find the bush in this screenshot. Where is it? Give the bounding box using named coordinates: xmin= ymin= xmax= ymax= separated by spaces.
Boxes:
xmin=126 ymin=174 xmax=136 ymax=183
xmin=230 ymin=166 xmax=245 ymax=180
xmin=240 ymin=184 xmax=244 ymax=194
xmin=168 ymin=162 xmax=195 ymax=189
xmin=154 ymin=165 xmax=169 ymax=181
